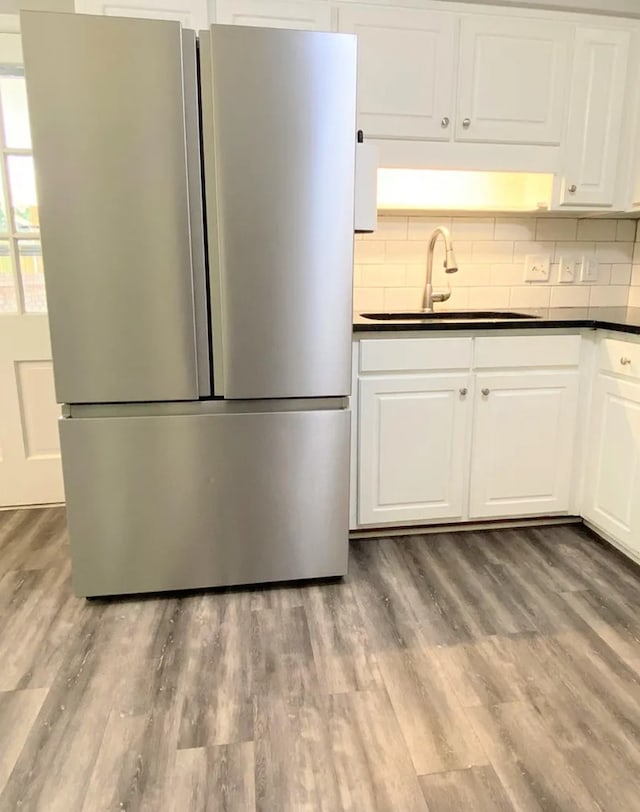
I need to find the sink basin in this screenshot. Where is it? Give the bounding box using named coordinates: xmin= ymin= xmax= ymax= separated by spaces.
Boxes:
xmin=361 ymin=310 xmax=541 ymax=321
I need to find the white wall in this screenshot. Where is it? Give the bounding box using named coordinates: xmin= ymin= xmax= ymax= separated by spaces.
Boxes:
xmin=0 ymin=0 xmax=74 ymax=13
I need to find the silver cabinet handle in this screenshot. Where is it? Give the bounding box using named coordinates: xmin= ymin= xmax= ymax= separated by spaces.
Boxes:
xmin=568 ymin=184 xmax=577 ymax=193
xmin=459 ymin=387 xmax=468 ymax=396
xmin=481 ymin=388 xmax=490 ymax=396
xmin=462 ymin=118 xmax=471 ymax=128
xmin=441 ymin=116 xmax=450 ymax=128
xmin=621 ymin=357 xmax=632 ymax=366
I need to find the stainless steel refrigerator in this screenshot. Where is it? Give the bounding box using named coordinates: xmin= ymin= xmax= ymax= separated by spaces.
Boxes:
xmin=21 ymin=12 xmax=356 ymax=597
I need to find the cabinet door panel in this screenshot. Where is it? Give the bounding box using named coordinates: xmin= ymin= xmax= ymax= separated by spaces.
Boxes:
xmin=558 ymin=28 xmax=630 ymax=208
xmin=358 ymin=374 xmax=471 ymax=525
xmin=469 ymin=371 xmax=579 ymax=518
xmin=456 ymin=16 xmax=571 ymax=145
xmin=583 ymin=375 xmax=640 ymax=552
xmin=338 ymin=5 xmax=456 ymax=140
xmin=215 ymin=0 xmax=331 ymax=30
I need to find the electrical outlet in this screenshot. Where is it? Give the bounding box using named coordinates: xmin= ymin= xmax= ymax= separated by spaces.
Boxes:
xmin=524 ymin=254 xmax=551 ymax=283
xmin=580 ymin=256 xmax=599 ymax=283
xmin=558 ymin=257 xmax=577 ymax=284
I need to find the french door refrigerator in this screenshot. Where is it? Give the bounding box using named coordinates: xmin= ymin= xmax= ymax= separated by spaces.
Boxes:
xmin=21 ymin=12 xmax=356 ymax=597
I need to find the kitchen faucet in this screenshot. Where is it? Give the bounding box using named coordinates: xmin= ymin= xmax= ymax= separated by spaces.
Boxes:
xmin=423 ymin=226 xmax=459 ymax=311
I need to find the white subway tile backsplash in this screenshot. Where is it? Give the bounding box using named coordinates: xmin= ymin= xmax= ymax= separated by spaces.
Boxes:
xmin=362 ymin=216 xmax=407 ymax=241
xmin=450 ymin=217 xmax=494 ymax=240
xmin=384 ymin=287 xmax=423 ymax=310
xmin=616 ymin=220 xmax=636 ymax=242
xmin=513 ymin=241 xmax=555 ymax=262
xmin=610 ymin=264 xmax=632 ymax=286
xmin=629 ymin=287 xmax=640 ymax=307
xmin=407 ymin=217 xmax=451 ymax=240
xmin=589 ymin=286 xmax=629 ymax=307
xmin=468 ymin=286 xmax=510 ymax=308
xmin=471 ymin=241 xmax=513 ymax=263
xmin=360 ymin=264 xmax=405 ymax=287
xmin=536 ymin=218 xmax=577 ymax=241
xmin=509 ymin=286 xmax=551 ymax=309
xmin=352 ymin=215 xmax=637 ymax=314
xmin=550 ymin=285 xmax=591 ymax=308
xmin=594 ymin=242 xmax=634 ymax=264
xmin=577 ymin=219 xmax=617 ymax=241
xmin=353 ymin=287 xmax=384 ymax=311
xmin=354 ymin=240 xmax=385 ymax=264
xmin=493 ymin=218 xmax=535 ymax=241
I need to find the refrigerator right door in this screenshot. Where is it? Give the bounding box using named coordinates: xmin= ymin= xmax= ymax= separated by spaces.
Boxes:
xmin=200 ymin=25 xmax=357 ymax=399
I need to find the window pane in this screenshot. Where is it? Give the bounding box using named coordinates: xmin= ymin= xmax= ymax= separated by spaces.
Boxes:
xmin=7 ymin=154 xmax=39 ymax=232
xmin=0 ymin=74 xmax=31 ymax=149
xmin=0 ymin=184 xmax=7 ymax=235
xmin=0 ymin=240 xmax=17 ymax=313
xmin=18 ymin=240 xmax=46 ymax=313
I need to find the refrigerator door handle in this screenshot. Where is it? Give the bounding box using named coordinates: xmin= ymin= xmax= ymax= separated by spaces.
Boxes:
xmin=182 ymin=29 xmax=211 ymax=398
xmin=198 ymin=29 xmax=226 ymax=398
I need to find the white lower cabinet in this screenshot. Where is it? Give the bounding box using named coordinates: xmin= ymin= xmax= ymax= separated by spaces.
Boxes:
xmin=469 ymin=371 xmax=580 ymax=518
xmin=583 ymin=373 xmax=640 ymax=557
xmin=358 ymin=373 xmax=472 ymax=525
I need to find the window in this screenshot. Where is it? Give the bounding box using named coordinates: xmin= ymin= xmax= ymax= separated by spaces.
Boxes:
xmin=0 ymin=66 xmax=45 ymax=314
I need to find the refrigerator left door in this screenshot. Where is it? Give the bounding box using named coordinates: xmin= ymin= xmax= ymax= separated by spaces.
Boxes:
xmin=21 ymin=13 xmax=210 ymax=403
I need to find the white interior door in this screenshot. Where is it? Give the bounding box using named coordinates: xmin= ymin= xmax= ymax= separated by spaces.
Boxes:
xmin=0 ymin=17 xmax=63 ymax=507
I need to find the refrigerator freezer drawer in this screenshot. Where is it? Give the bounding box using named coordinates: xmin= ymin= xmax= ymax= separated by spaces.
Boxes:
xmin=60 ymin=409 xmax=350 ymax=596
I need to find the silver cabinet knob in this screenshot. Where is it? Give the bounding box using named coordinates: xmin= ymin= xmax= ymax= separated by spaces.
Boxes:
xmin=621 ymin=357 xmax=632 ymax=366
xmin=568 ymin=184 xmax=577 ymax=193
xmin=481 ymin=388 xmax=490 ymax=396
xmin=459 ymin=387 xmax=468 ymax=396
xmin=441 ymin=116 xmax=450 ymax=128
xmin=462 ymin=118 xmax=471 ymax=128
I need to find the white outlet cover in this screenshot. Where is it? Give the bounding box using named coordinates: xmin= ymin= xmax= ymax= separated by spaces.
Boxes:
xmin=558 ymin=257 xmax=576 ymax=284
xmin=524 ymin=254 xmax=551 ymax=283
xmin=580 ymin=256 xmax=599 ymax=283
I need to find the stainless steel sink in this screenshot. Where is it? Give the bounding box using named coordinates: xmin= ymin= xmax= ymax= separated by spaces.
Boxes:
xmin=360 ymin=310 xmax=541 ymax=321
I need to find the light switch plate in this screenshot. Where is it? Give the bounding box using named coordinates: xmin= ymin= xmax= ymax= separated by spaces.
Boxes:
xmin=558 ymin=257 xmax=576 ymax=284
xmin=524 ymin=254 xmax=551 ymax=282
xmin=580 ymin=256 xmax=599 ymax=283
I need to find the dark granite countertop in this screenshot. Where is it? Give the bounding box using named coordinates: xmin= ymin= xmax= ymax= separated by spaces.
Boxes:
xmin=353 ymin=307 xmax=640 ymax=336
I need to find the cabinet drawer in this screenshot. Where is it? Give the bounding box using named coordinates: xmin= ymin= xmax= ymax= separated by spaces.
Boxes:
xmin=359 ymin=337 xmax=472 ymax=373
xmin=474 ymin=335 xmax=581 ymax=369
xmin=599 ymin=338 xmax=640 ymax=379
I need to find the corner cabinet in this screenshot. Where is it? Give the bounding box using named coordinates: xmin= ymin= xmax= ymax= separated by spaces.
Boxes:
xmin=556 ymin=27 xmax=631 ymax=209
xmin=358 ymin=373 xmax=471 ymax=525
xmin=583 ymin=337 xmax=640 ymax=561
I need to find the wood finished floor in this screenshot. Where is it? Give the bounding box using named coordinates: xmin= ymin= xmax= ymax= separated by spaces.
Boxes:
xmin=1 ymin=510 xmax=640 ymax=811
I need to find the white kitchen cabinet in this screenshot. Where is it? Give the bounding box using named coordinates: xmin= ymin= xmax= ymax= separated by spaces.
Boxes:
xmin=215 ymin=0 xmax=331 ymax=30
xmin=337 ymin=4 xmax=456 ymax=141
xmin=469 ymin=371 xmax=580 ymax=518
xmin=583 ymin=371 xmax=640 ymax=559
xmin=456 ymin=15 xmax=572 ymax=145
xmin=358 ymin=373 xmax=471 ymax=525
xmin=556 ymin=27 xmax=630 ymax=208
xmin=75 ymin=0 xmax=208 ymax=27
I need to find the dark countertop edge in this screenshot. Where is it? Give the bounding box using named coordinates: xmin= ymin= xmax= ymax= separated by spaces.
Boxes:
xmin=352 ymin=308 xmax=640 ymax=336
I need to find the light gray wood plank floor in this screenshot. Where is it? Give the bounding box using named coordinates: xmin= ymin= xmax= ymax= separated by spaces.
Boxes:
xmin=1 ymin=508 xmax=640 ymax=811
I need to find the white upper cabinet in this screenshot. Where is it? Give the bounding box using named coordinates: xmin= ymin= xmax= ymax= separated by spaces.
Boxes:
xmin=469 ymin=370 xmax=579 ymax=519
xmin=75 ymin=0 xmax=208 ymax=28
xmin=456 ymin=16 xmax=572 ymax=145
xmin=215 ymin=0 xmax=331 ymax=30
xmin=557 ymin=27 xmax=630 ymax=208
xmin=337 ymin=5 xmax=456 ymax=141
